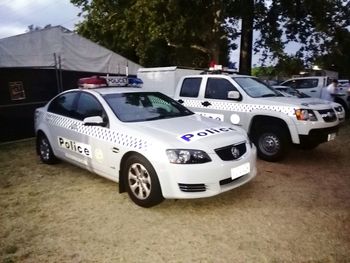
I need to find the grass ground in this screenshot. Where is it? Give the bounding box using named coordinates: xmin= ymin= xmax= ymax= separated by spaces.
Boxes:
xmin=0 ymin=123 xmax=349 ymax=262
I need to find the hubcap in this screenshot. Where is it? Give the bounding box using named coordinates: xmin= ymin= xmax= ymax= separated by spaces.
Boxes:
xmin=259 ymin=134 xmax=280 ymax=155
xmin=40 ymin=137 xmax=51 ymax=160
xmin=128 ymin=163 xmax=151 ymax=200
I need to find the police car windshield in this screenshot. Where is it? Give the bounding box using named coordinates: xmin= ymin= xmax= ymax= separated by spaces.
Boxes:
xmin=233 ymin=77 xmax=282 ymax=98
xmin=103 ymin=92 xmax=194 ymax=122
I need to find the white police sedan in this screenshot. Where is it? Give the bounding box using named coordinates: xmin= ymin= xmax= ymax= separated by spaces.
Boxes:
xmin=35 ymin=85 xmax=257 ymax=207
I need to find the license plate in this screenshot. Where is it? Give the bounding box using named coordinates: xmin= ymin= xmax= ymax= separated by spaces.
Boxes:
xmin=327 ymin=133 xmax=336 ymax=141
xmin=231 ymin=163 xmax=250 ymax=180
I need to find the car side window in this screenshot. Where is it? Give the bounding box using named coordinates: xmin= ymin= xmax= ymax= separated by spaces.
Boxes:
xmin=76 ymin=92 xmax=106 ymax=121
xmin=205 ymin=78 xmax=237 ymax=100
xmin=295 ymin=79 xmax=319 ymax=89
xmin=179 ymin=78 xmax=201 ymax=97
xmin=282 ymin=80 xmax=296 ymax=89
xmin=48 ymin=92 xmax=78 ymax=118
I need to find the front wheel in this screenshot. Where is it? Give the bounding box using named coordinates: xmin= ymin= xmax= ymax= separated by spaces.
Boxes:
xmin=253 ymin=126 xmax=290 ymax=162
xmin=123 ymin=154 xmax=164 ymax=207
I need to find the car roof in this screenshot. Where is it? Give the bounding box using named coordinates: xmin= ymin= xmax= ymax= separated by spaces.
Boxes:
xmin=182 ymin=74 xmax=253 ymax=78
xmin=74 ymin=87 xmax=151 ymax=95
xmin=92 ymin=87 xmax=143 ymax=95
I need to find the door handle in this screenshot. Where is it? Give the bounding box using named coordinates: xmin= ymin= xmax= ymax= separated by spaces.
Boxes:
xmin=201 ymin=101 xmax=211 ymax=107
xmin=178 ymin=99 xmax=184 ymax=104
xmin=310 ymin=90 xmax=316 ymax=92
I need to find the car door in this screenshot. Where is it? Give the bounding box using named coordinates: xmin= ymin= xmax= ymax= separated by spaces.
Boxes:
xmin=46 ymin=91 xmax=84 ymax=163
xmin=198 ymin=77 xmax=250 ymax=129
xmin=283 ymin=78 xmax=322 ymax=98
xmin=74 ymin=91 xmax=117 ymax=179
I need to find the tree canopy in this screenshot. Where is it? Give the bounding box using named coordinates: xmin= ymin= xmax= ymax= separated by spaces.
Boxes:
xmin=71 ymin=0 xmax=350 ymax=76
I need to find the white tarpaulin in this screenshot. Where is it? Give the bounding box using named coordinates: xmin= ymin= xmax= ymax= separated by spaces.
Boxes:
xmin=0 ymin=26 xmax=140 ymax=75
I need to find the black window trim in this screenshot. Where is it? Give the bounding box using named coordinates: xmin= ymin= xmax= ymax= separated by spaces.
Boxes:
xmin=179 ymin=77 xmax=202 ymax=98
xmin=204 ymin=77 xmax=241 ymax=101
xmin=48 ymin=90 xmax=109 ymax=126
xmin=76 ymin=91 xmax=109 ymax=125
xmin=47 ymin=90 xmax=80 ymax=119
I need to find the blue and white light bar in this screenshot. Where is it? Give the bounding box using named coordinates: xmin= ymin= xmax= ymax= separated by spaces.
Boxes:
xmin=105 ymin=76 xmax=143 ymax=88
xmin=78 ymin=75 xmax=143 ymax=89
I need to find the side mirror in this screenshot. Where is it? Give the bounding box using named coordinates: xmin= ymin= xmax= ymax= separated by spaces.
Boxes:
xmin=227 ymin=91 xmax=241 ymax=100
xmin=83 ymin=116 xmax=106 ymax=126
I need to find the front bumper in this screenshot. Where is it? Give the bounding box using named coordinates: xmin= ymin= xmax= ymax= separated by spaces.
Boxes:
xmin=155 ymin=144 xmax=257 ymax=199
xmin=299 ymin=125 xmax=339 ymax=146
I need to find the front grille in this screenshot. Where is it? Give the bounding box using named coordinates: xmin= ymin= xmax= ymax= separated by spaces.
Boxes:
xmin=318 ymin=109 xmax=337 ymax=122
xmin=215 ymin=142 xmax=246 ymax=161
xmin=178 ymin=183 xmax=206 ymax=192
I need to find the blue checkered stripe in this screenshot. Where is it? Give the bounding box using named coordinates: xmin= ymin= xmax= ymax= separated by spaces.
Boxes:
xmin=46 ymin=113 xmax=148 ymax=150
xmin=182 ymin=99 xmax=296 ymax=116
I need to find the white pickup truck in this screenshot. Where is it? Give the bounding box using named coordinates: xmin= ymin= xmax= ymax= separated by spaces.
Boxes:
xmin=280 ymin=76 xmax=350 ymax=117
xmin=172 ymin=73 xmax=342 ymax=161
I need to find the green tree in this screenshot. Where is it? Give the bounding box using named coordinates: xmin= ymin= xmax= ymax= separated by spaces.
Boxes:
xmin=313 ymin=28 xmax=350 ymax=78
xmin=274 ymin=55 xmax=305 ymax=77
xmin=71 ymin=0 xmax=350 ymax=74
xmin=251 ymin=66 xmax=276 ymax=78
xmin=71 ymin=0 xmax=235 ymax=67
xmin=253 ymin=0 xmax=350 ymax=72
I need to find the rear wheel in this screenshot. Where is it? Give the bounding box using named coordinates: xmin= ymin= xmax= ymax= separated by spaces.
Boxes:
xmin=253 ymin=125 xmax=290 ymax=162
xmin=37 ymin=134 xmax=58 ymax=164
xmin=123 ymin=154 xmax=164 ymax=207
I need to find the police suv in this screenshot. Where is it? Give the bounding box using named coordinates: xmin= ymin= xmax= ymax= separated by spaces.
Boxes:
xmin=34 ymin=77 xmax=257 ymax=207
xmin=173 ymin=73 xmax=341 ymax=161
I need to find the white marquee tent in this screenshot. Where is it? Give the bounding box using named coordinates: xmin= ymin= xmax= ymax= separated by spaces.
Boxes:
xmin=0 ymin=26 xmax=140 ymax=75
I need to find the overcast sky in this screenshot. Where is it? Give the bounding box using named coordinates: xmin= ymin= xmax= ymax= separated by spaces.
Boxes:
xmin=0 ymin=0 xmax=81 ymax=39
xmin=0 ymin=0 xmax=296 ymax=67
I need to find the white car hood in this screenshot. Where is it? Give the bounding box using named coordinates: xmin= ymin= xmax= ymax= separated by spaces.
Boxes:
xmin=258 ymin=96 xmax=334 ymax=110
xmin=127 ymin=114 xmax=248 ymax=152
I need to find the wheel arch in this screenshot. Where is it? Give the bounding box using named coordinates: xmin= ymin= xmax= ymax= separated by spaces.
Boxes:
xmin=249 ymin=115 xmax=292 ymax=143
xmin=118 ymin=151 xmax=146 ymax=193
xmin=334 ymin=97 xmax=349 ymax=118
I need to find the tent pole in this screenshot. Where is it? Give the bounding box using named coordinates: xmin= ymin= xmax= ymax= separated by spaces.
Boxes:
xmin=53 ymin=53 xmax=60 ymax=94
xmin=58 ymin=55 xmax=63 ymax=92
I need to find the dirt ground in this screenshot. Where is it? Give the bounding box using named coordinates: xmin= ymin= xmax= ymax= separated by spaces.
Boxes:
xmin=1 ymin=123 xmax=349 ymax=263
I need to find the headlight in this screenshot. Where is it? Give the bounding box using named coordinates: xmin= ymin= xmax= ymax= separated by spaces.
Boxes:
xmin=295 ymin=109 xmax=317 ymax=121
xmin=166 ymin=149 xmax=211 ymax=164
xmin=334 ymin=106 xmax=344 ymax=112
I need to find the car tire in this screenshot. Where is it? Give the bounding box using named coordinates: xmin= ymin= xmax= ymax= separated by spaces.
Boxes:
xmin=253 ymin=125 xmax=289 ymax=162
xmin=123 ymin=154 xmax=164 ymax=207
xmin=37 ymin=134 xmax=58 ymax=164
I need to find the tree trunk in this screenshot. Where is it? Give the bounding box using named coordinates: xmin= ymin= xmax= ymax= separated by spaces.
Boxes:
xmin=239 ymin=0 xmax=254 ymax=75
